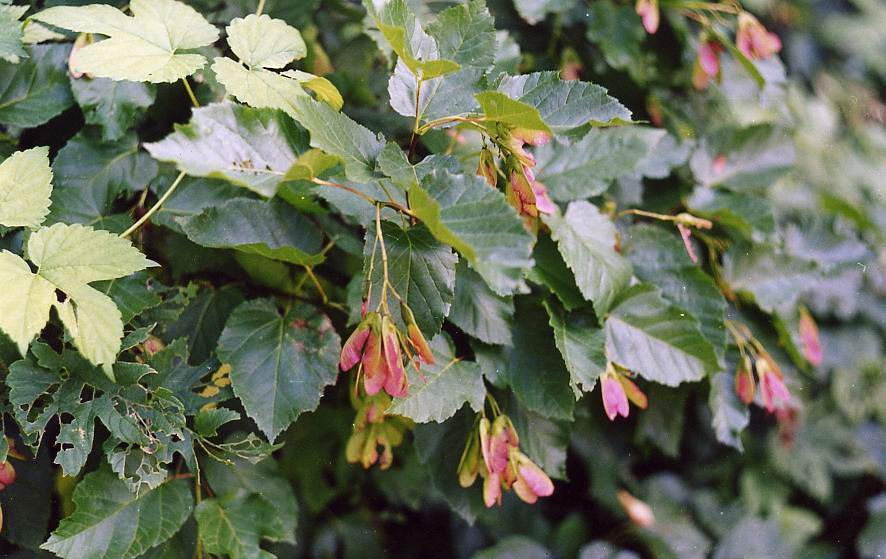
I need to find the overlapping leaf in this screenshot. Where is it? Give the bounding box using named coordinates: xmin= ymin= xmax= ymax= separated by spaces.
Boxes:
xmin=145 ymin=102 xmax=308 ymax=197
xmin=542 ymin=201 xmax=632 ymax=315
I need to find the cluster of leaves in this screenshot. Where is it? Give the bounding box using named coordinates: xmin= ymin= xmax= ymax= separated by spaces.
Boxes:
xmin=0 ymin=0 xmax=882 ymax=557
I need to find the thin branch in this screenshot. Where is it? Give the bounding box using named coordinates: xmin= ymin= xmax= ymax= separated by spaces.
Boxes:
xmin=182 ymin=77 xmax=200 ymax=108
xmin=121 ymin=171 xmax=187 ymax=239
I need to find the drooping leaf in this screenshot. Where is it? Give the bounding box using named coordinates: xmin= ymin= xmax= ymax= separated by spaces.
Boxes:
xmin=495 ymin=71 xmax=632 ymax=136
xmin=0 ymin=44 xmax=74 ymax=127
xmin=448 ymin=260 xmax=514 ymax=345
xmin=544 ymin=300 xmax=606 ymax=396
xmin=144 ymin=102 xmax=309 ymax=198
xmin=708 ymin=371 xmax=749 ymax=451
xmin=179 ymin=198 xmax=325 ymax=266
xmin=217 ymin=299 xmax=341 ymax=442
xmin=507 ymin=396 xmax=571 ymax=480
xmin=542 ymin=201 xmax=632 ymax=315
xmin=388 ymin=334 xmax=486 ymax=423
xmin=34 ymin=0 xmax=219 ymax=83
xmin=604 ymin=283 xmax=719 ymax=386
xmin=364 ymin=220 xmax=457 ymax=338
xmin=41 ymin=472 xmax=194 ymax=559
xmin=413 ymin=407 xmax=485 ymax=523
xmin=408 ymin=168 xmax=534 ymax=296
xmin=0 ymin=147 xmax=53 ymax=228
xmin=70 ymin=77 xmax=156 ymax=142
xmin=49 ymin=130 xmax=158 ymax=227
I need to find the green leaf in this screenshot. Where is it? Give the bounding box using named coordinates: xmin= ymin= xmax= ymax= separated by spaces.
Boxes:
xmin=195 ymin=495 xmax=283 ymax=559
xmin=408 ymin=168 xmax=534 ymax=296
xmin=0 ymin=147 xmax=53 ymax=228
xmin=144 ymin=102 xmax=309 ymax=198
xmin=708 ymin=370 xmax=749 ymax=451
xmin=0 ymin=44 xmax=74 ymax=127
xmin=212 ymin=14 xmax=310 ymax=114
xmin=604 ymin=284 xmax=719 ymax=386
xmin=544 ymin=300 xmax=606 ymax=396
xmin=70 ymin=77 xmax=156 ymax=142
xmin=49 ymin=130 xmax=158 ymax=227
xmin=217 ymin=299 xmax=341 ymax=442
xmin=204 ymin=454 xmax=297 ymax=542
xmin=97 ymin=272 xmax=163 ymax=324
xmin=637 ymin=385 xmax=687 ymax=457
xmin=364 ymin=221 xmax=457 ymax=337
xmin=723 ymin=244 xmax=818 ymax=314
xmin=475 ymin=90 xmax=552 ymax=134
xmin=542 ymin=201 xmax=632 ymax=315
xmin=533 ymin=127 xmax=671 ymax=201
xmin=496 ymin=71 xmax=632 ymax=136
xmin=388 ymin=334 xmax=485 ymax=423
xmin=504 ymin=299 xmax=575 ymax=420
xmin=290 ymin=96 xmax=385 ymax=182
xmin=507 ymin=397 xmax=570 ymax=480
xmin=474 ymin=536 xmax=552 ymax=559
xmin=179 ymin=198 xmax=325 ymax=266
xmin=0 ymin=251 xmax=55 ymax=355
xmin=41 ymin=472 xmax=194 ymax=559
xmin=448 ymin=260 xmax=514 ymax=345
xmin=34 ymin=0 xmax=219 ymax=83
